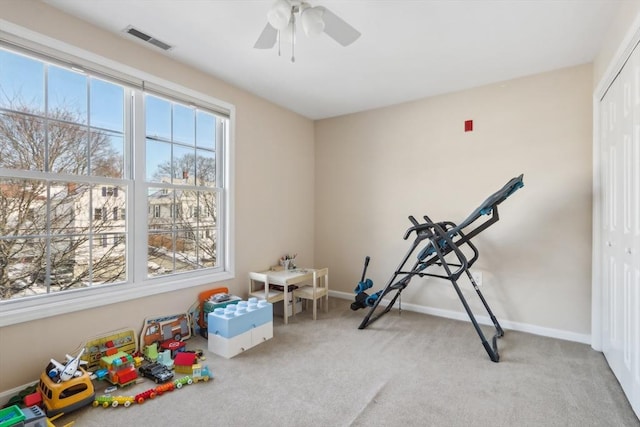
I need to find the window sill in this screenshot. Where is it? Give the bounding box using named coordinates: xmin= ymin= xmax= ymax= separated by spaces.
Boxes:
xmin=0 ymin=270 xmax=234 ymax=327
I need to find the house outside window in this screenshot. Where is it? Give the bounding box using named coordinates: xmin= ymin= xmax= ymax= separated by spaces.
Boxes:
xmin=0 ymin=38 xmax=233 ymax=318
xmin=101 ymin=186 xmax=118 ymax=197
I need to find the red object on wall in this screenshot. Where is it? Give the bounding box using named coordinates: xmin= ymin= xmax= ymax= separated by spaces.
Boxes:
xmin=465 ymin=120 xmax=473 ymax=132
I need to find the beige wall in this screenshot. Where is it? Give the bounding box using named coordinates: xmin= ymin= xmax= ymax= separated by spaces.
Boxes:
xmin=315 ymin=64 xmax=593 ymax=336
xmin=0 ymin=1 xmax=315 ymax=391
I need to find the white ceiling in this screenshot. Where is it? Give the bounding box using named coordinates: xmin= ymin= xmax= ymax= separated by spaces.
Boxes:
xmin=42 ymin=0 xmax=619 ymax=120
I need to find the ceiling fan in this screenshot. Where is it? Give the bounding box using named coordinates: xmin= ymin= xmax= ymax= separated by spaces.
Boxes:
xmin=254 ymin=0 xmax=361 ymax=62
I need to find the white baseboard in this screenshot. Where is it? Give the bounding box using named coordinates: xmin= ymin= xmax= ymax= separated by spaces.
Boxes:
xmin=330 ymin=290 xmax=591 ymax=345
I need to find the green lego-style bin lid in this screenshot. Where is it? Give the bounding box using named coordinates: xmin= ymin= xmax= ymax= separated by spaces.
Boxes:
xmin=0 ymin=405 xmax=25 ymax=427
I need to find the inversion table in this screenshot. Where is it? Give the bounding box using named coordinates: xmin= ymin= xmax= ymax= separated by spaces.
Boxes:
xmin=351 ymin=174 xmax=524 ymax=362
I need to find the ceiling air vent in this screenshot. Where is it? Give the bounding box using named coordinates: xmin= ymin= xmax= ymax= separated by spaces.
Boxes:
xmin=124 ymin=26 xmax=173 ymax=51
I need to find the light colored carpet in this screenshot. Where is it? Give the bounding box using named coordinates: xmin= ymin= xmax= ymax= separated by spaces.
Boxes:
xmin=56 ymin=298 xmax=639 ymax=426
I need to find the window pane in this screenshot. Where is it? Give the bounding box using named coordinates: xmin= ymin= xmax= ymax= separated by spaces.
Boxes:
xmin=48 ymin=236 xmax=81 ymax=288
xmin=1 ymin=237 xmax=46 ymax=299
xmin=198 ymin=228 xmax=216 ymax=268
xmin=48 ymin=65 xmax=87 ymax=124
xmin=175 ymin=189 xmax=195 ymax=222
xmin=196 ymin=111 xmax=215 ymax=150
xmin=145 ymin=95 xmax=171 ymax=141
xmin=0 ymin=178 xmax=47 ymax=236
xmin=0 ymin=112 xmax=46 ymax=171
xmin=198 ymin=191 xmax=217 ymax=228
xmin=11 ymin=236 xmax=83 ymax=297
xmin=148 ymin=187 xmax=174 ymax=229
xmin=195 ymin=149 xmax=215 ymax=186
xmin=90 ymin=130 xmax=124 ymax=178
xmin=173 ymin=144 xmax=195 ymax=183
xmin=48 ymin=121 xmax=88 ymax=174
xmin=196 ymin=192 xmax=217 ymax=268
xmin=175 ymin=229 xmax=198 ymax=273
xmin=148 ymin=187 xmax=214 ymax=277
xmin=173 ymin=103 xmax=194 ymax=145
xmin=0 ymin=48 xmax=44 ymax=111
xmin=148 ymin=232 xmax=173 ymax=277
xmin=1 ymin=238 xmax=31 ymax=298
xmin=93 ymin=184 xmax=126 ymax=232
xmin=146 ymin=139 xmax=171 ymax=182
xmin=50 ymin=182 xmax=90 ymax=235
xmin=90 ymin=78 xmax=124 ymax=132
xmin=91 ymin=233 xmax=126 ymax=285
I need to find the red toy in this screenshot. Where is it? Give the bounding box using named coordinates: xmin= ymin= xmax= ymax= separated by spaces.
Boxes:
xmin=134 ymin=388 xmax=157 ymax=404
xmin=23 ymin=391 xmax=42 ymax=407
xmin=173 ymin=352 xmax=198 ymax=374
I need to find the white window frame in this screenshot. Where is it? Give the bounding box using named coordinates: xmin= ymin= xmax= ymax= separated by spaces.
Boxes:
xmin=0 ymin=24 xmax=235 ymax=327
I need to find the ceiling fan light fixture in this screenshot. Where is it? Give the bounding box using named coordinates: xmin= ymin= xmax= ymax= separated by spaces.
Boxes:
xmin=254 ymin=0 xmax=360 ymax=61
xmin=301 ymin=6 xmax=325 ymax=37
xmin=267 ymin=0 xmax=292 ymax=30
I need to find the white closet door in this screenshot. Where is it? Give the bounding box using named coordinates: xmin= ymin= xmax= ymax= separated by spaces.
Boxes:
xmin=600 ymin=39 xmax=640 ymax=415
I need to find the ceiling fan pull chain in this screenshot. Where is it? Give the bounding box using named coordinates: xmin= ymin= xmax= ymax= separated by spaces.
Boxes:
xmin=277 ymin=30 xmax=282 ymax=57
xmin=291 ymin=13 xmax=296 ymax=63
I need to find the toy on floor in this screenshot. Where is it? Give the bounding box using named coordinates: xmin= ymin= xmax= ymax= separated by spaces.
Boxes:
xmin=207 ymin=298 xmax=273 ymax=359
xmin=190 ymin=364 xmax=211 ymax=383
xmin=37 ymin=362 xmax=95 ymax=417
xmin=138 ymin=362 xmax=174 ymax=384
xmin=140 ymin=313 xmax=191 ymax=348
xmin=2 ymin=358 xmax=92 ymax=419
xmin=99 ymin=350 xmax=138 ymax=387
xmin=195 ymin=287 xmax=242 ymax=338
xmin=81 ymin=328 xmax=138 ymax=371
xmin=92 ymin=366 xmax=213 ymax=409
xmin=48 ymin=349 xmax=88 ymax=383
xmin=352 ymin=174 xmax=524 ymax=362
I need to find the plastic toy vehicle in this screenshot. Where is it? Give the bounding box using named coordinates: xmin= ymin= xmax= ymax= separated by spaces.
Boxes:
xmin=173 ymin=376 xmax=193 ymax=389
xmin=48 ymin=349 xmax=87 ymax=382
xmin=191 ymin=364 xmax=211 ymax=383
xmin=134 ymin=388 xmax=157 ymax=404
xmin=154 ymin=381 xmax=175 ymax=395
xmin=111 ymin=395 xmax=135 ymax=407
xmin=138 ymin=362 xmax=174 ymax=384
xmin=38 ymin=365 xmax=95 ymax=417
xmin=93 ymin=395 xmax=113 ymax=408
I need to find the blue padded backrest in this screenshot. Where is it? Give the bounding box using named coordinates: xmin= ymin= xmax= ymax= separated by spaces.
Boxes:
xmin=456 ymin=174 xmax=524 ymax=231
xmin=416 ymin=174 xmax=524 ymax=262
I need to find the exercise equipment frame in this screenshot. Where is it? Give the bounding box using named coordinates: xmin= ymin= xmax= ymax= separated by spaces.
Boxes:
xmin=352 ymin=174 xmax=524 ymax=362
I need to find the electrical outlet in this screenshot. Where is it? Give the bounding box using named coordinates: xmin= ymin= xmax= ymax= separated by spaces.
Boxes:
xmin=471 ymin=271 xmax=483 ymax=287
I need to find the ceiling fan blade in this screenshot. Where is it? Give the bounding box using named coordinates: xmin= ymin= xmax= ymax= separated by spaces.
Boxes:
xmin=318 ymin=6 xmax=361 ymax=47
xmin=254 ymin=23 xmax=278 ymax=49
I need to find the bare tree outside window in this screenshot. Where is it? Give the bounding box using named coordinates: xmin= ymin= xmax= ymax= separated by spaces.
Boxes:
xmin=0 ymin=102 xmax=126 ymax=299
xmin=145 ymin=94 xmax=219 ymax=277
